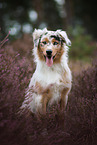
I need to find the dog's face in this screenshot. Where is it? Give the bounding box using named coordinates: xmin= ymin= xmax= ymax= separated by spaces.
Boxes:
xmin=33 ymin=28 xmax=71 ymax=67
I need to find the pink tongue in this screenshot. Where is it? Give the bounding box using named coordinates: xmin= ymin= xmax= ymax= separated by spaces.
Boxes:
xmin=46 ymin=56 xmax=53 ymax=67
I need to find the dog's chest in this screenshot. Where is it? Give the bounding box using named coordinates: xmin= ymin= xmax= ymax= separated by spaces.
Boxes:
xmin=38 ymin=70 xmax=61 ymax=85
xmin=30 ymin=66 xmax=62 ymax=87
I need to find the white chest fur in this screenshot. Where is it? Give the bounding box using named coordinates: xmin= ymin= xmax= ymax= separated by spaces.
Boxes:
xmin=29 ymin=62 xmax=63 ymax=88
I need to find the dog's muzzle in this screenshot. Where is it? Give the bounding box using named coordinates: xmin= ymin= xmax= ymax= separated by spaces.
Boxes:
xmin=46 ymin=49 xmax=52 ymax=57
xmin=44 ymin=49 xmax=53 ymax=67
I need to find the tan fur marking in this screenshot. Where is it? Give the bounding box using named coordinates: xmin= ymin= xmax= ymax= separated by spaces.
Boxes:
xmin=37 ymin=44 xmax=45 ymax=61
xmin=53 ymin=47 xmax=64 ymax=64
xmin=52 ymin=39 xmax=59 ymax=45
xmin=42 ymin=38 xmax=49 ymax=43
xmin=41 ymin=86 xmax=52 ymax=114
xmin=62 ymin=71 xmax=71 ymax=85
xmin=35 ymin=82 xmax=43 ymax=94
xmin=59 ymin=71 xmax=71 ymax=110
xmin=60 ymin=88 xmax=69 ymax=109
xmin=35 ymin=82 xmax=53 ymax=114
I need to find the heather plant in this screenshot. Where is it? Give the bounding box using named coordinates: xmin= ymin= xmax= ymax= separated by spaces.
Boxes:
xmin=0 ymin=31 xmax=10 ymax=48
xmin=0 ymin=38 xmax=34 ymax=145
xmin=0 ymin=35 xmax=97 ymax=145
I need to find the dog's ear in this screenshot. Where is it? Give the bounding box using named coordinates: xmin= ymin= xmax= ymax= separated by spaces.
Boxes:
xmin=56 ymin=30 xmax=71 ymax=46
xmin=33 ymin=28 xmax=47 ymax=46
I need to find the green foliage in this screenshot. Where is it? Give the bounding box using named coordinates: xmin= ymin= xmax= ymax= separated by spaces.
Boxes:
xmin=68 ymin=25 xmax=96 ymax=61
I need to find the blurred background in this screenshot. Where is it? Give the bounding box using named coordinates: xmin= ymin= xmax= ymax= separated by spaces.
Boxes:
xmin=0 ymin=0 xmax=97 ymax=68
xmin=0 ymin=1 xmax=97 ymax=145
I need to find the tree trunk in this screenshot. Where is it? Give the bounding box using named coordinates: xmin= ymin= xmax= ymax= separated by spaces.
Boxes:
xmin=32 ymin=0 xmax=44 ymax=28
xmin=65 ymin=0 xmax=74 ymax=27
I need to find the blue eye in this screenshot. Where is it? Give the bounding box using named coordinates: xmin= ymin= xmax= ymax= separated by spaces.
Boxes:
xmin=53 ymin=42 xmax=58 ymax=45
xmin=42 ymin=41 xmax=47 ymax=45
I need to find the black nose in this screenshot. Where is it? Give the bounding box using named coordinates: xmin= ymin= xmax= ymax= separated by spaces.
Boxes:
xmin=46 ymin=50 xmax=52 ymax=55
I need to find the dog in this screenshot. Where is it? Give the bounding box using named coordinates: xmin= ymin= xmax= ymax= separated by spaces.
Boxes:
xmin=21 ymin=28 xmax=72 ymax=115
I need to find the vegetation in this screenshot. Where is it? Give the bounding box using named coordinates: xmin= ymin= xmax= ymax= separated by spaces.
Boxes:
xmin=0 ymin=35 xmax=97 ymax=145
xmin=68 ymin=25 xmax=96 ymax=61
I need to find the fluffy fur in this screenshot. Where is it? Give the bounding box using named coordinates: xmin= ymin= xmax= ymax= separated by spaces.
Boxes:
xmin=21 ymin=28 xmax=72 ymax=114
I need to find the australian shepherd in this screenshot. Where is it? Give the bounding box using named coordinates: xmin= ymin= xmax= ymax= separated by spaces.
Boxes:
xmin=21 ymin=28 xmax=72 ymax=115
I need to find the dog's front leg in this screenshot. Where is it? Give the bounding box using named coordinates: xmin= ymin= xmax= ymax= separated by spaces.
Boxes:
xmin=35 ymin=82 xmax=53 ymax=114
xmin=60 ymin=87 xmax=70 ymax=110
xmin=41 ymin=85 xmax=53 ymax=114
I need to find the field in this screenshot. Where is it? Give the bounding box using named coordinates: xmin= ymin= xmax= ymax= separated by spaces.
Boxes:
xmin=0 ymin=34 xmax=97 ymax=145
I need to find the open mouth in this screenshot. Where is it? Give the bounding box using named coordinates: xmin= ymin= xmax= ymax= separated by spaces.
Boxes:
xmin=44 ymin=55 xmax=56 ymax=67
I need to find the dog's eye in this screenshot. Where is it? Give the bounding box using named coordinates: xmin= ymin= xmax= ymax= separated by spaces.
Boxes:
xmin=42 ymin=41 xmax=47 ymax=45
xmin=53 ymin=42 xmax=58 ymax=45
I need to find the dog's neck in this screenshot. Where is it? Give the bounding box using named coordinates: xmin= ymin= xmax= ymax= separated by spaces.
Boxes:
xmin=36 ymin=52 xmax=68 ymax=73
xmin=36 ymin=61 xmax=62 ymax=73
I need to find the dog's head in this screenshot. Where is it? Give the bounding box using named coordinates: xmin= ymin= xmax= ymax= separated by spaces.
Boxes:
xmin=33 ymin=28 xmax=71 ymax=67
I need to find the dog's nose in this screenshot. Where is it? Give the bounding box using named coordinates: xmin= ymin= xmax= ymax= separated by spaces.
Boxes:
xmin=46 ymin=50 xmax=52 ymax=55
